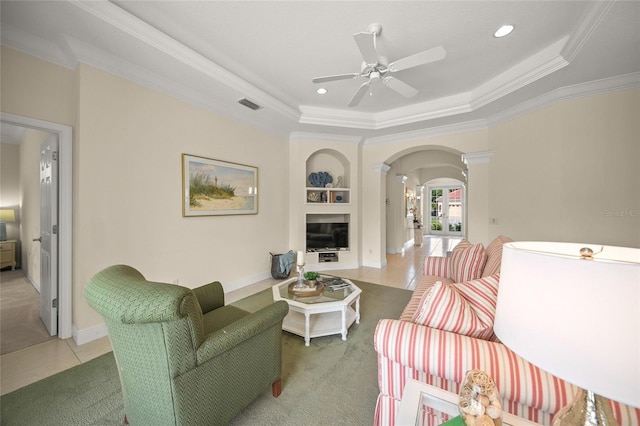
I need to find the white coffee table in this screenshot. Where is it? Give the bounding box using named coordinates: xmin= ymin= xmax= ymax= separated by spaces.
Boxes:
xmin=396 ymin=379 xmax=540 ymax=425
xmin=272 ymin=276 xmax=361 ymax=346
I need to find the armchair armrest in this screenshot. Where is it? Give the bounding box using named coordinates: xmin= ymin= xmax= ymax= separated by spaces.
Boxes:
xmin=423 ymin=256 xmax=449 ymax=277
xmin=196 ymin=300 xmax=289 ymax=364
xmin=374 ymin=319 xmax=576 ymax=415
xmin=192 ymin=281 xmax=225 ymax=314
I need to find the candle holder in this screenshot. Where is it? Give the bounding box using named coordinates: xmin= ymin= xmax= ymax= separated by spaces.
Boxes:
xmin=294 ymin=263 xmax=308 ymax=290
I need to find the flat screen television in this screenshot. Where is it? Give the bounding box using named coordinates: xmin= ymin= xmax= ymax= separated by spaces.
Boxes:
xmin=306 ymin=222 xmax=349 ymax=251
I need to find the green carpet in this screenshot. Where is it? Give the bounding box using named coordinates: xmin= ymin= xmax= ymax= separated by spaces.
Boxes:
xmin=1 ymin=280 xmax=411 ymax=426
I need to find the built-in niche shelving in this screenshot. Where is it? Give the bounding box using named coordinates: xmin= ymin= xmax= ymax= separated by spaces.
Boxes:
xmin=305 ymin=150 xmax=350 ymax=205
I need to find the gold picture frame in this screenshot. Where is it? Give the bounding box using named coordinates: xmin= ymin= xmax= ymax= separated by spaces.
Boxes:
xmin=182 ymin=154 xmax=258 ymax=216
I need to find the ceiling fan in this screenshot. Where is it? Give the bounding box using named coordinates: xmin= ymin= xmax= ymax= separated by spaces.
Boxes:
xmin=312 ymin=23 xmax=446 ymax=107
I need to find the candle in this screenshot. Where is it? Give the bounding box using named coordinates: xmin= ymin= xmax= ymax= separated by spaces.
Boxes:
xmin=297 ymin=251 xmax=305 ymax=266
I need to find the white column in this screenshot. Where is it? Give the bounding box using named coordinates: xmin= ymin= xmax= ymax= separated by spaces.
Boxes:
xmin=361 ymin=163 xmax=390 ymax=268
xmin=462 ymin=152 xmax=494 ymax=245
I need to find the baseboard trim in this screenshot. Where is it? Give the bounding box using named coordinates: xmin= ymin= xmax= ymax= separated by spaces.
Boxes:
xmin=73 ymin=324 xmax=109 ymax=346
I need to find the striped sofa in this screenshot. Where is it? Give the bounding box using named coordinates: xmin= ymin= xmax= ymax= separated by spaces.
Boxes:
xmin=374 ymin=236 xmax=640 ymax=425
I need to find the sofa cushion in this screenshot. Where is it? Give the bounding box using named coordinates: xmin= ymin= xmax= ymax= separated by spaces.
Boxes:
xmin=449 ymin=242 xmax=487 ymax=283
xmin=483 ymin=235 xmax=513 ymax=277
xmin=411 ymin=274 xmax=500 ymax=340
xmin=399 ymin=275 xmax=454 ymax=322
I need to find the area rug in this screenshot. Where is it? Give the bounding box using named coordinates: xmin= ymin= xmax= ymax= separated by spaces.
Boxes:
xmin=0 ymin=280 xmax=412 ymax=425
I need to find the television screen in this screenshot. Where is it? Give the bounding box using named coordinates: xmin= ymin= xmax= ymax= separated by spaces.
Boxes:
xmin=306 ymin=222 xmax=349 ymax=251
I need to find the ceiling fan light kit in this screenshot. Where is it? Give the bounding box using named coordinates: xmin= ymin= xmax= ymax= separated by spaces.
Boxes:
xmin=312 ymin=23 xmax=446 ymax=107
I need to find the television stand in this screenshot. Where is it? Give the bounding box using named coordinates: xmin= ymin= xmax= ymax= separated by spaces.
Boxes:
xmin=318 ymin=252 xmax=339 ymax=263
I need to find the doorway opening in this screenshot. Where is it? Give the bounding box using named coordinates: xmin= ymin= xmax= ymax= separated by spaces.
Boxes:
xmin=0 ymin=112 xmax=73 ymax=341
xmin=426 ymin=181 xmax=465 ymax=237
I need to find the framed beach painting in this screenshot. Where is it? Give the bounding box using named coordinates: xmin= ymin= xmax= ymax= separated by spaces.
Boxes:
xmin=182 ymin=154 xmax=258 ymax=216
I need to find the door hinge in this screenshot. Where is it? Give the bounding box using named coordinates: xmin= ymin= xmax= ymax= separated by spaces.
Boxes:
xmin=52 ymin=225 xmax=58 ymax=234
xmin=52 ymin=151 xmax=58 ymax=161
xmin=52 ymin=298 xmax=58 ymax=308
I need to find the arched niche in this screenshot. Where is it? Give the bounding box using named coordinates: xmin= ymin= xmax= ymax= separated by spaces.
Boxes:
xmin=305 ymin=148 xmax=350 ymax=188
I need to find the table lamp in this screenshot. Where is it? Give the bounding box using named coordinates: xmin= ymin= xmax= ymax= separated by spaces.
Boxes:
xmin=0 ymin=209 xmax=16 ymax=241
xmin=494 ymin=241 xmax=639 ymax=425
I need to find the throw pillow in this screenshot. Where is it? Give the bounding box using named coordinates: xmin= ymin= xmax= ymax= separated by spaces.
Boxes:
xmin=412 ymin=274 xmax=500 ymax=340
xmin=483 ymin=235 xmax=513 ymax=277
xmin=449 ymin=242 xmax=487 ymax=283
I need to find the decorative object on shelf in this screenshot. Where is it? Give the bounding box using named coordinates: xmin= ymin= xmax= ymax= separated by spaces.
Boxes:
xmin=307 ymin=192 xmax=321 ymax=202
xmin=495 ymin=242 xmax=640 ymax=426
xmin=458 ymin=369 xmax=502 ymax=426
xmin=308 ymin=171 xmax=333 ymax=188
xmin=325 ymin=183 xmax=333 ymax=188
xmin=182 ymin=154 xmax=258 ymax=217
xmin=336 ymin=176 xmax=344 ymax=188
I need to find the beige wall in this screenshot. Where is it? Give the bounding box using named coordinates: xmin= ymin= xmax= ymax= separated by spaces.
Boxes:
xmin=72 ymin=64 xmax=290 ymax=330
xmin=2 ymin=45 xmax=638 ymax=340
xmin=2 ymin=47 xmax=290 ymax=334
xmin=488 ymin=89 xmax=640 ymax=248
xmin=0 ymin=47 xmax=76 ymax=127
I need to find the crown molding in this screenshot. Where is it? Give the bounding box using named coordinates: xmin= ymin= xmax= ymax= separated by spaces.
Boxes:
xmin=487 ymin=72 xmax=640 ymax=127
xmin=562 ymin=0 xmax=615 ymax=62
xmin=68 ymin=1 xmax=300 ymax=123
xmin=1 ymin=23 xmax=77 ymax=70
xmin=2 ymin=0 xmax=631 ymax=140
xmin=462 ymin=151 xmax=494 ymax=165
xmin=471 ymin=37 xmax=570 ymax=110
xmin=365 ymin=119 xmax=488 ymax=146
xmin=289 ymin=132 xmax=362 ymax=144
xmin=298 ymin=35 xmax=572 ymax=131
xmin=372 ymin=163 xmax=392 ymax=174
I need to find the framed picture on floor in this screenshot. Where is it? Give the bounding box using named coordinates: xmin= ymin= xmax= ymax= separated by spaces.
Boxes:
xmin=182 ymin=154 xmax=258 ymax=216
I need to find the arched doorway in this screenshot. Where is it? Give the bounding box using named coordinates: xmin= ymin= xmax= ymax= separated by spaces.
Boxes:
xmin=385 ymin=148 xmax=466 ymax=253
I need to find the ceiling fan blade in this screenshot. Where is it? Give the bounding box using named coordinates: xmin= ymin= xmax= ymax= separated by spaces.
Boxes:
xmin=312 ymin=73 xmax=360 ymax=84
xmin=388 ymin=45 xmax=446 ymax=72
xmin=383 ymin=76 xmax=419 ymax=98
xmin=353 ymin=32 xmax=379 ymax=66
xmin=348 ymin=81 xmax=371 ymax=107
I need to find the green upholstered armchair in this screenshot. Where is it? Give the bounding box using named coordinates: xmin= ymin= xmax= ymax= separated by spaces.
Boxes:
xmin=84 ymin=264 xmax=289 ymax=426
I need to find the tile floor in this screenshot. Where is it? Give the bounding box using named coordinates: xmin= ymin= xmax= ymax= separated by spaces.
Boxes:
xmin=0 ymin=236 xmax=460 ymax=395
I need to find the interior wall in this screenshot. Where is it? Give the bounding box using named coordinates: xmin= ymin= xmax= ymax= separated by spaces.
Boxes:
xmin=2 ymin=46 xmax=290 ymax=335
xmin=488 ymin=88 xmax=640 ymax=247
xmin=73 ymin=64 xmax=290 ymax=331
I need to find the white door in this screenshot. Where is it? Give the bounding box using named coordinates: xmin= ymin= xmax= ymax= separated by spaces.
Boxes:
xmin=428 ymin=186 xmax=464 ymax=237
xmin=39 ymin=137 xmax=58 ymax=336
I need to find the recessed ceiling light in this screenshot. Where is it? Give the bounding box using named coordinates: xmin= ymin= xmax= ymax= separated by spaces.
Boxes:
xmin=494 ymin=24 xmax=515 ymax=38
xmin=316 ymin=88 xmax=328 ymax=95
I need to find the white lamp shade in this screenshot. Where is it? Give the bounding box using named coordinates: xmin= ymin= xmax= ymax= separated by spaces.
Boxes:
xmin=494 ymin=242 xmax=640 ymax=409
